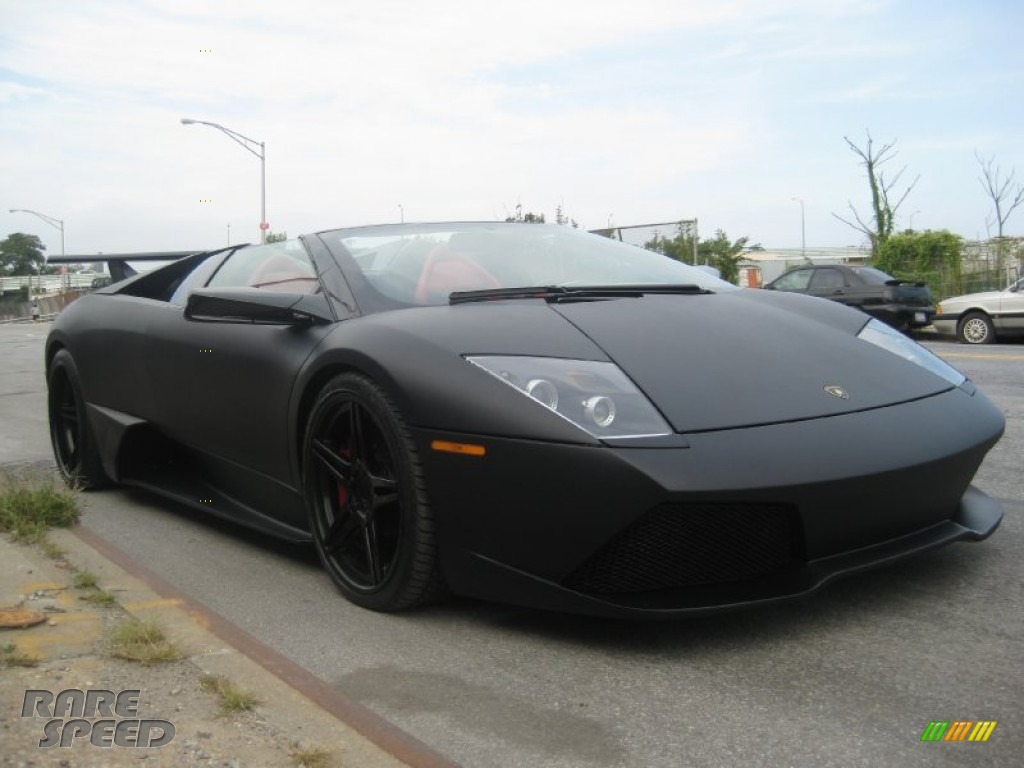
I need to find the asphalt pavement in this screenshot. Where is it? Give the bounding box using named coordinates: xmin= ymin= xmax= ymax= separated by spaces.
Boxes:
xmin=2 ymin=322 xmax=1021 ymax=767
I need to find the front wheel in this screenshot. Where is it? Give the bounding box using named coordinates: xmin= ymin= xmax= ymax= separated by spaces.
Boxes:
xmin=302 ymin=373 xmax=445 ymax=611
xmin=957 ymin=312 xmax=995 ymax=345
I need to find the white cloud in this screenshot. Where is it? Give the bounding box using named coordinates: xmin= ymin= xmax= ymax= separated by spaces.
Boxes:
xmin=2 ymin=0 xmax=1023 ymax=252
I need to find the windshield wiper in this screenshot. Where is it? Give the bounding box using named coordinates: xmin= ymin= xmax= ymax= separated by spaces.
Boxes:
xmin=449 ymin=284 xmax=711 ymax=305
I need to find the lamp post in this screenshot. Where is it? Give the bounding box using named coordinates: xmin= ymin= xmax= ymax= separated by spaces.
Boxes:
xmin=10 ymin=208 xmax=64 ymax=298
xmin=398 ymin=204 xmax=404 ymax=223
xmin=180 ymin=118 xmax=267 ymax=244
xmin=791 ymin=197 xmax=805 ymax=258
xmin=909 ymin=210 xmax=920 ymax=232
xmin=9 ymin=208 xmax=64 ymax=257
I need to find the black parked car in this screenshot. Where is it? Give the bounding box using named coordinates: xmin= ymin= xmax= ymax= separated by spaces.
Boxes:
xmin=765 ymin=265 xmax=934 ymax=331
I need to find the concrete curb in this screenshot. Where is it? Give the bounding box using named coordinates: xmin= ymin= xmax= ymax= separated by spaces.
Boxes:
xmin=1 ymin=525 xmax=458 ymax=767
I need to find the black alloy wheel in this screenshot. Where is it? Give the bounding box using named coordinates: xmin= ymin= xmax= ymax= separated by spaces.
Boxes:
xmin=47 ymin=349 xmax=107 ymax=488
xmin=303 ymin=373 xmax=444 ymax=611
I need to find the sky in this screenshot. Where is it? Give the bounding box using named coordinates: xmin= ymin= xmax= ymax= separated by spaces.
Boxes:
xmin=1 ymin=0 xmax=1022 ymax=258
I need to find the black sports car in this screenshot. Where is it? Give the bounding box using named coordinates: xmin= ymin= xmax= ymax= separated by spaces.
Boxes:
xmin=45 ymin=223 xmax=1004 ymax=618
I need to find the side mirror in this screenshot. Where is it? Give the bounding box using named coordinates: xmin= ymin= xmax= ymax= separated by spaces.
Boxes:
xmin=185 ymin=288 xmax=334 ymax=326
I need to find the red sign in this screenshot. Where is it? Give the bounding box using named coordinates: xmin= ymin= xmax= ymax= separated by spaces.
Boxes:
xmin=259 ymin=221 xmax=270 ymax=230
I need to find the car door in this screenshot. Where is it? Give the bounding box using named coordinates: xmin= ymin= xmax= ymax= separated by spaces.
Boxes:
xmin=995 ymin=276 xmax=1024 ymax=332
xmin=145 ymin=240 xmax=335 ymax=502
xmin=807 ymin=267 xmax=854 ymax=308
xmin=768 ymin=268 xmax=813 ymax=293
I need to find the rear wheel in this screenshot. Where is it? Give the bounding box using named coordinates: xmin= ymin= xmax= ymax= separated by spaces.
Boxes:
xmin=303 ymin=373 xmax=444 ymax=611
xmin=957 ymin=312 xmax=995 ymax=345
xmin=47 ymin=349 xmax=108 ymax=488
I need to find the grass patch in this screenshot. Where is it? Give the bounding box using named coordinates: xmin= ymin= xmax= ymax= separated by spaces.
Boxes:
xmin=1 ymin=642 xmax=40 ymax=669
xmin=199 ymin=673 xmax=261 ymax=715
xmin=0 ymin=475 xmax=79 ymax=543
xmin=82 ymin=590 xmax=117 ymax=607
xmin=39 ymin=536 xmax=67 ymax=560
xmin=107 ymin=619 xmax=181 ymax=664
xmin=289 ymin=743 xmax=333 ymax=768
xmin=72 ymin=571 xmax=99 ymax=589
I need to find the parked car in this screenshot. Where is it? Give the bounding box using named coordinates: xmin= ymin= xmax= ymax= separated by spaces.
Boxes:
xmin=933 ymin=275 xmax=1024 ymax=344
xmin=45 ymin=223 xmax=1003 ymax=617
xmin=764 ymin=265 xmax=934 ymax=331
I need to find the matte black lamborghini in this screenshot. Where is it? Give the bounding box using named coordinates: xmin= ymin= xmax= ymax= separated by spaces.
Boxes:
xmin=45 ymin=223 xmax=1005 ymax=617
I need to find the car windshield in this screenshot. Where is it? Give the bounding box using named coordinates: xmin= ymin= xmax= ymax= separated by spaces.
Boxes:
xmin=317 ymin=222 xmax=736 ymax=309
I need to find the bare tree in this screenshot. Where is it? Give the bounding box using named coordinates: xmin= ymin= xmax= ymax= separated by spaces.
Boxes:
xmin=976 ymin=151 xmax=1024 ymax=239
xmin=833 ymin=131 xmax=919 ymax=258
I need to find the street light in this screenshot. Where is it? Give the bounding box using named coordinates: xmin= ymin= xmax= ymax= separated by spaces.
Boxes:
xmin=398 ymin=204 xmax=404 ymax=223
xmin=909 ymin=210 xmax=920 ymax=232
xmin=10 ymin=208 xmax=64 ymax=298
xmin=791 ymin=197 xmax=806 ymax=258
xmin=180 ymin=118 xmax=267 ymax=244
xmin=9 ymin=208 xmax=65 ymax=257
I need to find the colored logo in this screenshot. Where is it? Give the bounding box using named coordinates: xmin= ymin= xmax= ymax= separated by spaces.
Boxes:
xmin=921 ymin=720 xmax=997 ymax=742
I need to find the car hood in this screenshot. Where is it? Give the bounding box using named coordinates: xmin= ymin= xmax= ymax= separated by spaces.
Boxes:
xmin=550 ymin=291 xmax=956 ymax=433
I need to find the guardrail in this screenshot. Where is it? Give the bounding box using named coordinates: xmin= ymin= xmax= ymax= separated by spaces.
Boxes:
xmin=0 ymin=274 xmax=102 ymax=293
xmin=0 ymin=313 xmax=59 ymax=325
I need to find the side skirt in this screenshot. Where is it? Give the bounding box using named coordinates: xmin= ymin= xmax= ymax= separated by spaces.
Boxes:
xmin=86 ymin=404 xmax=312 ymax=543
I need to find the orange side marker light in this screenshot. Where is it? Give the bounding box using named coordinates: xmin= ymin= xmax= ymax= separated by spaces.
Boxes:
xmin=431 ymin=440 xmax=486 ymax=457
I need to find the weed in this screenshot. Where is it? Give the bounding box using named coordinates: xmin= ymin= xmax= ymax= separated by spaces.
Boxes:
xmin=0 ymin=475 xmax=79 ymax=543
xmin=72 ymin=571 xmax=99 ymax=589
xmin=39 ymin=536 xmax=67 ymax=560
xmin=82 ymin=590 xmax=117 ymax=607
xmin=199 ymin=673 xmax=261 ymax=715
xmin=289 ymin=743 xmax=333 ymax=768
xmin=1 ymin=642 xmax=40 ymax=669
xmin=107 ymin=619 xmax=181 ymax=664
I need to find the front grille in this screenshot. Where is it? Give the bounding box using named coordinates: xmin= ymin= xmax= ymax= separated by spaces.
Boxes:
xmin=564 ymin=503 xmax=802 ymax=595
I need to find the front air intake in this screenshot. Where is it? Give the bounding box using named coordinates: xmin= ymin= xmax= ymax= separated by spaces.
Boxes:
xmin=564 ymin=502 xmax=803 ymax=595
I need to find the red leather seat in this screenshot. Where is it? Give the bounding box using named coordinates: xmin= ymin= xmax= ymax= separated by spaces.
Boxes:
xmin=250 ymin=256 xmax=319 ymax=294
xmin=414 ymin=247 xmax=501 ymax=304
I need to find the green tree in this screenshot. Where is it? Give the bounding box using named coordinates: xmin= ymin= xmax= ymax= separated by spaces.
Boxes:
xmin=644 ymin=226 xmax=755 ymax=284
xmin=265 ymin=231 xmax=288 ymax=243
xmin=505 ymin=205 xmax=545 ymax=223
xmin=505 ymin=203 xmax=580 ymax=226
xmin=876 ymin=229 xmax=964 ymax=299
xmin=554 ymin=204 xmax=579 ymax=228
xmin=644 ymin=226 xmax=694 ymax=263
xmin=0 ymin=233 xmax=47 ymax=276
xmin=833 ymin=132 xmax=919 ymax=259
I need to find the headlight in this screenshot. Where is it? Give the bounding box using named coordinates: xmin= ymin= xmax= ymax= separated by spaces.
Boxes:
xmin=857 ymin=319 xmax=965 ymax=387
xmin=465 ymin=356 xmax=672 ymax=439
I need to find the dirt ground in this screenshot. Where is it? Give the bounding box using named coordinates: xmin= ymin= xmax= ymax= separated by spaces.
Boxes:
xmin=1 ymin=526 xmax=408 ymax=768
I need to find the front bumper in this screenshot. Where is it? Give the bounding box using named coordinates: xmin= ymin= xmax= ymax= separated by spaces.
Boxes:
xmin=418 ymin=385 xmax=1004 ymax=618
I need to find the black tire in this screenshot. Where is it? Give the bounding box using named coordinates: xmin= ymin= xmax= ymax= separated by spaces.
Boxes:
xmin=957 ymin=312 xmax=995 ymax=345
xmin=47 ymin=349 xmax=108 ymax=488
xmin=302 ymin=373 xmax=445 ymax=611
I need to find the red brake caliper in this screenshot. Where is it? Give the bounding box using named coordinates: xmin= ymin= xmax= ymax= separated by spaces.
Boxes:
xmin=336 ymin=444 xmax=353 ymax=508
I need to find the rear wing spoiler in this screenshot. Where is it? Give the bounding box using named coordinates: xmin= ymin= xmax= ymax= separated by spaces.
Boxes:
xmin=47 ymin=247 xmax=248 ymax=282
xmin=46 ymin=251 xmax=197 ymax=282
